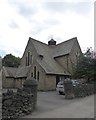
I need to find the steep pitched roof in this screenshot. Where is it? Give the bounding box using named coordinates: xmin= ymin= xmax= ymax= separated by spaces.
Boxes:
xmin=15 ymin=66 xmax=31 ymax=78
xmin=30 ymin=38 xmax=49 ymax=56
xmin=53 ymin=37 xmax=77 ymax=58
xmin=2 ymin=67 xmax=17 ymax=78
xmin=37 ymin=59 xmax=69 ymax=75
xmin=29 ymin=37 xmax=78 ymax=75
xmin=30 ymin=37 xmax=77 ymax=58
xmin=3 ymin=37 xmax=78 ymax=78
xmin=2 ymin=66 xmax=31 ymax=78
xmin=30 ymin=38 xmax=66 ymax=75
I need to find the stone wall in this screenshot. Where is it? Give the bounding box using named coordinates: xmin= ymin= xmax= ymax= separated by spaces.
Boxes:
xmin=64 ymin=79 xmax=94 ymax=99
xmin=45 ymin=75 xmax=56 ymax=91
xmin=73 ymin=83 xmax=94 ymax=98
xmin=2 ymin=88 xmax=35 ymax=119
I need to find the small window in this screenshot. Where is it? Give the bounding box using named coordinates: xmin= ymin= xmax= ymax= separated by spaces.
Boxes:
xmin=34 ymin=66 xmax=36 ymax=79
xmin=31 ymin=54 xmax=33 ymax=64
xmin=39 ymin=55 xmax=43 ymax=60
xmin=27 ymin=51 xmax=30 ymax=66
xmin=31 ymin=72 xmax=33 ymax=77
xmin=76 ymin=52 xmax=80 ymax=57
xmin=37 ymin=71 xmax=39 ymax=81
xmin=26 ymin=56 xmax=28 ymax=66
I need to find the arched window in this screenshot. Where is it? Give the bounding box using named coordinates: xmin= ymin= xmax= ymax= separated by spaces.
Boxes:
xmin=26 ymin=51 xmax=33 ymax=66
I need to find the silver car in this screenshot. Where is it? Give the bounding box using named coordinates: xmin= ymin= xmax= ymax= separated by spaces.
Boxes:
xmin=71 ymin=80 xmax=80 ymax=86
xmin=56 ymin=80 xmax=80 ymax=95
xmin=56 ymin=81 xmax=65 ymax=95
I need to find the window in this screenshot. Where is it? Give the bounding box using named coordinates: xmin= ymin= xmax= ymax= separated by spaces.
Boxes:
xmin=31 ymin=72 xmax=33 ymax=77
xmin=30 ymin=54 xmax=33 ymax=64
xmin=26 ymin=51 xmax=33 ymax=66
xmin=27 ymin=51 xmax=30 ymax=66
xmin=37 ymin=71 xmax=39 ymax=81
xmin=39 ymin=55 xmax=43 ymax=60
xmin=34 ymin=66 xmax=36 ymax=79
xmin=26 ymin=56 xmax=28 ymax=66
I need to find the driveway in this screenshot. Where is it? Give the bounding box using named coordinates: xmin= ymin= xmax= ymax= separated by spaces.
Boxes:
xmin=21 ymin=91 xmax=95 ymax=118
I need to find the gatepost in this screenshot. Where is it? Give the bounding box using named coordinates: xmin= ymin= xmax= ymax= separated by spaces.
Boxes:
xmin=23 ymin=77 xmax=38 ymax=110
xmin=64 ymin=78 xmax=75 ymax=99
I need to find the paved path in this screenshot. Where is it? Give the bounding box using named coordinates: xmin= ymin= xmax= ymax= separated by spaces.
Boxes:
xmin=21 ymin=92 xmax=95 ymax=118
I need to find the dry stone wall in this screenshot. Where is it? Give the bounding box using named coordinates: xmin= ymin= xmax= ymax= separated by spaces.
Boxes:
xmin=2 ymin=88 xmax=35 ymax=119
xmin=64 ymin=79 xmax=94 ymax=99
xmin=73 ymin=83 xmax=94 ymax=98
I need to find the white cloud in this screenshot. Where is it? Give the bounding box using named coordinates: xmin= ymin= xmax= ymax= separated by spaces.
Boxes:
xmin=0 ymin=0 xmax=94 ymax=57
xmin=31 ymin=8 xmax=94 ymax=52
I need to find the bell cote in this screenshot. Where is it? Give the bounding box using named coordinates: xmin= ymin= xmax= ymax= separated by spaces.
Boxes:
xmin=48 ymin=38 xmax=56 ymax=46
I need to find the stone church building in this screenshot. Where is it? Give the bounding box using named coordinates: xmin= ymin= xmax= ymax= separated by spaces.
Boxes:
xmin=2 ymin=37 xmax=82 ymax=91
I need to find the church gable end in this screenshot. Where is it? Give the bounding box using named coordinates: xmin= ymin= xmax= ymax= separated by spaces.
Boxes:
xmin=20 ymin=38 xmax=38 ymax=67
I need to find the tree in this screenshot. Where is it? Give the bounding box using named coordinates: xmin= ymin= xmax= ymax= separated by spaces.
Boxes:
xmin=0 ymin=56 xmax=2 ymax=70
xmin=73 ymin=48 xmax=96 ymax=82
xmin=2 ymin=54 xmax=21 ymax=67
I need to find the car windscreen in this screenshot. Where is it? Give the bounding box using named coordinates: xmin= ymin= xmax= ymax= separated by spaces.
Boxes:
xmin=58 ymin=82 xmax=64 ymax=85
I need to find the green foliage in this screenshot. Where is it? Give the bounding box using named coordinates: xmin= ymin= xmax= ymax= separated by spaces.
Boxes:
xmin=73 ymin=48 xmax=96 ymax=82
xmin=93 ymin=58 xmax=96 ymax=80
xmin=2 ymin=54 xmax=21 ymax=67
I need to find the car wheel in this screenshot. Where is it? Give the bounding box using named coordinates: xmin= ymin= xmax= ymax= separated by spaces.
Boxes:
xmin=59 ymin=91 xmax=64 ymax=95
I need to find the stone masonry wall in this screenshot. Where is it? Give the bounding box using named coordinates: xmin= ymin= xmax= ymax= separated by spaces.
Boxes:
xmin=64 ymin=82 xmax=94 ymax=99
xmin=73 ymin=83 xmax=94 ymax=98
xmin=2 ymin=88 xmax=35 ymax=119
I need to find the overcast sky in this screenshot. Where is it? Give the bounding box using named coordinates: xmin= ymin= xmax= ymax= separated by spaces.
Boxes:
xmin=0 ymin=0 xmax=94 ymax=57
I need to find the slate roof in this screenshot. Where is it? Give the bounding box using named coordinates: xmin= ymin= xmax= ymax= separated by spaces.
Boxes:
xmin=3 ymin=66 xmax=31 ymax=78
xmin=2 ymin=67 xmax=17 ymax=78
xmin=2 ymin=37 xmax=79 ymax=77
xmin=53 ymin=37 xmax=77 ymax=58
xmin=29 ymin=37 xmax=78 ymax=75
xmin=37 ymin=59 xmax=69 ymax=75
xmin=30 ymin=37 xmax=77 ymax=58
xmin=15 ymin=66 xmax=31 ymax=78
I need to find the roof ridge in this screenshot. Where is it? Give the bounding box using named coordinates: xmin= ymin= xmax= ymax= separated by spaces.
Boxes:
xmin=3 ymin=66 xmax=17 ymax=69
xmin=3 ymin=66 xmax=17 ymax=77
xmin=29 ymin=37 xmax=51 ymax=56
xmin=52 ymin=37 xmax=78 ymax=58
xmin=29 ymin=37 xmax=48 ymax=46
xmin=56 ymin=37 xmax=77 ymax=46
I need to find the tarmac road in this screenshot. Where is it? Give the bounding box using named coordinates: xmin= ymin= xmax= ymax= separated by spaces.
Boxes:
xmin=21 ymin=91 xmax=95 ymax=118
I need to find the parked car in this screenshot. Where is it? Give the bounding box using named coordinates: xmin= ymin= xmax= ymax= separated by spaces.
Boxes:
xmin=56 ymin=79 xmax=80 ymax=95
xmin=71 ymin=80 xmax=80 ymax=87
xmin=56 ymin=81 xmax=65 ymax=95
